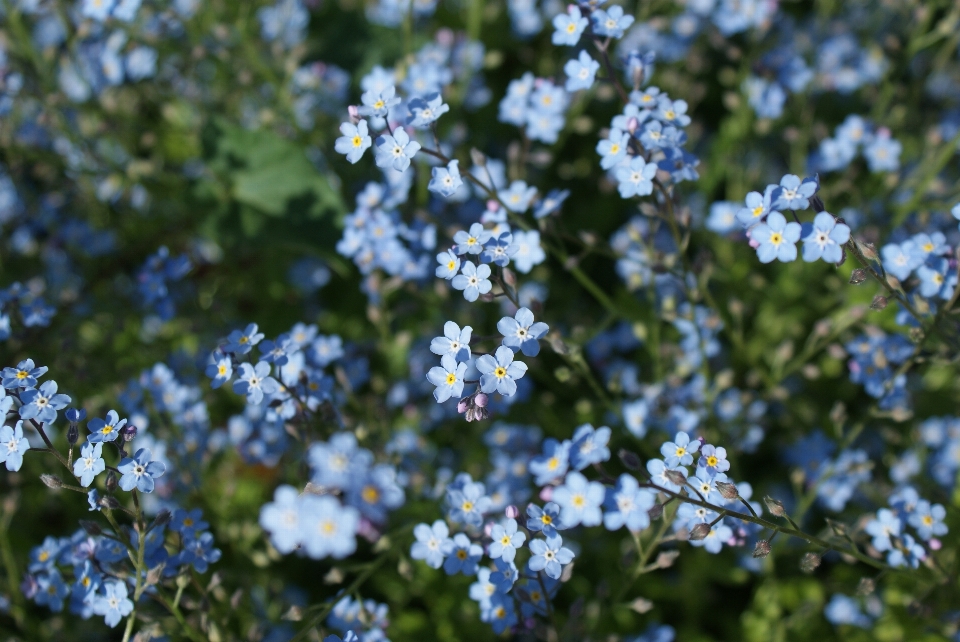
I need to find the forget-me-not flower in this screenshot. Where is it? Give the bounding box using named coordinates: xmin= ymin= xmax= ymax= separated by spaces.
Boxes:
xmin=334 ymin=120 xmax=372 ymax=164
xmin=118 ymin=448 xmax=166 ymax=493
xmin=552 ymin=471 xmax=604 ymax=527
xmin=564 ymin=50 xmax=599 ymax=92
xmin=528 ymin=534 xmax=575 ymax=580
xmin=802 ymin=212 xmax=850 ymax=263
xmin=374 ymin=128 xmax=421 ymax=172
xmin=411 ymin=520 xmax=451 ymax=569
xmin=498 ymin=307 xmax=549 ymax=357
xmin=74 ymin=442 xmax=105 ymax=487
xmin=427 ymin=355 xmax=467 ymax=403
xmin=0 ymin=421 xmax=29 ymax=472
xmin=752 ymin=212 xmax=801 ymax=263
xmin=429 ymin=159 xmax=463 ymax=198
xmin=552 ymin=6 xmax=588 ymax=45
xmin=615 ymin=156 xmax=657 ymax=198
xmin=489 ymin=518 xmax=526 ymax=562
xmin=19 ymin=380 xmax=70 ymax=424
xmin=477 ymin=346 xmax=528 ymax=396
xmin=233 ymin=361 xmax=280 ymax=404
xmin=452 ymin=261 xmax=492 ymax=302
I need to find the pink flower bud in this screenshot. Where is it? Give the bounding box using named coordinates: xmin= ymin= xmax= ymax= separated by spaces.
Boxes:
xmin=474 ymin=393 xmax=489 ymax=408
xmin=505 ymin=505 xmax=519 ymax=519
xmin=539 ymin=486 xmax=553 ymax=501
xmin=457 ymin=398 xmax=469 ymax=414
xmin=930 ymin=538 xmax=942 ymax=550
xmin=483 ymin=521 xmax=494 ymax=537
xmin=626 ymin=117 xmax=639 ymax=134
xmin=347 ymin=105 xmax=360 ymax=124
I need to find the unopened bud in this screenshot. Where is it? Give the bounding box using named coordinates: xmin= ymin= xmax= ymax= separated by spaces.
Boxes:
xmin=505 ymin=505 xmax=519 ymax=519
xmin=105 ymin=470 xmax=118 ymax=493
xmin=101 ymin=495 xmax=121 ymax=510
xmin=655 ymin=550 xmax=679 ymax=569
xmin=647 ymin=503 xmax=663 ymax=520
xmin=457 ymin=398 xmax=469 ymax=414
xmin=826 ymin=519 xmax=847 ymax=537
xmin=664 ymin=470 xmax=687 ymax=487
xmin=474 ymin=393 xmax=488 ymax=408
xmin=716 ymin=481 xmax=739 ymax=500
xmin=752 ymin=540 xmax=772 ymax=558
xmin=618 ymin=449 xmax=642 ymax=471
xmin=849 ymin=268 xmax=868 ymax=284
xmin=40 ymin=474 xmax=63 ymax=489
xmin=855 ymin=577 xmax=875 ymax=595
xmin=857 ymin=240 xmax=878 ymax=261
xmin=689 ymin=523 xmax=711 ymax=541
xmin=151 ymin=509 xmax=172 ymax=530
xmin=626 ymin=117 xmax=639 ymax=134
xmin=346 ymin=105 xmax=360 ymax=124
xmin=79 ymin=520 xmax=102 ymax=536
xmin=810 ymin=195 xmax=825 ymax=213
xmin=146 ymin=563 xmax=166 ymax=586
xmin=870 ymin=295 xmax=888 ymax=310
xmin=470 ymin=148 xmax=487 ymax=167
xmin=66 ymin=423 xmax=79 ymax=446
xmin=121 ymin=424 xmax=138 ymax=442
xmin=800 ymin=552 xmax=822 ymax=573
xmin=763 ymin=496 xmax=786 ymax=517
xmin=502 ymin=268 xmax=516 ymax=287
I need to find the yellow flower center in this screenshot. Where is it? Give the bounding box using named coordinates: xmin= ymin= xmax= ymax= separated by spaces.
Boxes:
xmin=445 ymin=372 xmax=457 ymax=385
xmin=16 ymin=371 xmax=27 ymax=379
xmin=610 ymin=143 xmax=620 ymax=154
xmin=462 ymin=500 xmax=474 ymax=512
xmin=321 ymin=520 xmax=336 ymax=535
xmin=707 ymin=455 xmax=718 ymax=467
xmin=541 ymin=514 xmax=552 ymax=525
xmin=752 ymin=205 xmax=764 ymax=217
xmin=675 ymin=446 xmax=686 ymax=457
xmin=769 ymin=232 xmax=783 ymax=246
xmin=494 ymin=366 xmax=507 ymax=378
xmin=457 ymin=549 xmax=468 ymax=560
xmin=362 ymin=486 xmax=380 ymax=503
xmin=352 ymin=135 xmax=363 ymax=147
xmin=218 ymin=365 xmax=227 ymax=376
xmin=566 ymin=23 xmax=576 ymax=33
xmin=922 ymin=515 xmax=934 ymax=526
xmin=447 ymin=260 xmax=456 ymax=270
xmin=664 ymin=110 xmax=676 ymax=120
xmin=547 ymin=457 xmax=559 ymax=470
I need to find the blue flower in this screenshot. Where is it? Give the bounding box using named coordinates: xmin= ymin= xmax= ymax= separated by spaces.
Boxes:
xmin=73 ymin=442 xmax=105 ymax=487
xmin=907 ymin=500 xmax=947 ymax=540
xmin=180 ymin=532 xmax=222 ymax=573
xmin=469 ymin=567 xmax=498 ymax=608
xmin=454 ymin=223 xmax=492 ymax=255
xmin=407 ymin=92 xmax=449 ymax=128
xmin=482 ymin=594 xmax=518 ymax=633
xmin=603 ymin=474 xmax=655 ymax=531
xmin=527 ymin=534 xmax=575 ymax=580
xmin=258 ymin=485 xmax=302 ymax=554
xmin=880 ymin=242 xmax=920 ymax=281
xmin=526 ymin=501 xmax=562 ymax=538
xmin=430 ymin=321 xmax=472 ymax=362
xmin=801 ymin=212 xmax=850 ymax=263
xmin=0 ymin=421 xmax=29 ymax=472
xmin=498 ymin=180 xmax=537 ymax=213
xmin=596 ymin=128 xmax=629 ymax=170
xmin=553 ymin=471 xmax=604 ymax=527
xmin=442 ymin=533 xmax=483 ymax=576
xmin=752 ymin=212 xmax=801 ymax=263
xmin=205 ymin=352 xmax=233 ymax=389
xmin=592 ymin=5 xmax=635 ymax=38
xmin=427 ymin=355 xmax=467 ymax=403
xmin=19 ymin=380 xmax=70 ymax=424
xmin=225 ymin=323 xmax=264 ymax=355
xmin=2 ymin=359 xmax=47 ymax=389
xmin=92 ymin=580 xmax=133 ymax=627
xmin=864 ymin=132 xmax=901 ymax=173
xmin=771 ymin=174 xmax=819 ymax=211
xmin=259 ymin=333 xmax=294 ymax=366
xmin=952 ymin=203 xmax=960 ymax=230
xmin=569 ymin=423 xmax=611 ymax=470
xmin=481 ymin=232 xmax=519 ymax=267
xmin=435 ymin=249 xmax=461 ymax=280
xmin=615 ymin=156 xmax=657 ymax=198
xmin=917 ymin=258 xmax=954 ymax=299
xmin=489 ymin=518 xmax=526 ymax=562
xmin=299 ymin=495 xmax=359 ymax=559
xmin=512 ymin=230 xmax=547 ymax=273
xmin=411 ymin=520 xmax=451 ymax=569
xmin=887 ymin=532 xmax=924 ymax=568
xmin=660 ymin=432 xmax=700 ymax=467
xmin=334 ymin=120 xmax=372 ymax=164
xmin=697 ymin=444 xmax=730 ymax=475
xmin=87 ymin=489 xmax=101 ymax=512
xmin=374 ymin=128 xmax=421 ymax=172
xmin=655 ymin=97 xmax=691 ymax=127
xmin=824 ymin=594 xmax=873 ymax=628
xmin=529 ymin=439 xmax=570 ymax=486
xmin=170 ymin=508 xmax=209 ymax=537
xmin=451 ymin=261 xmax=492 ymax=302
xmin=490 ymin=557 xmax=518 ymax=593
xmin=447 ymin=481 xmax=491 ymax=527
xmin=497 ymin=307 xmax=549 ymax=357
xmin=551 ymin=6 xmax=588 ymax=46
xmin=564 ymin=50 xmax=599 ymax=91
xmin=735 ymin=185 xmax=777 ymax=228
xmin=310 ymin=334 xmax=344 ymax=367
xmin=233 ymin=361 xmax=280 ymax=405
xmin=477 ymin=346 xmax=528 ymax=396
xmin=358 ymin=85 xmax=400 ymax=118
xmin=87 ymin=410 xmax=126 ymax=443
xmin=36 ymin=569 xmax=70 ymax=613
xmin=533 ymin=189 xmax=570 ymax=218
xmin=118 ymin=448 xmax=166 ymax=493
xmin=429 ymin=160 xmax=463 ymax=198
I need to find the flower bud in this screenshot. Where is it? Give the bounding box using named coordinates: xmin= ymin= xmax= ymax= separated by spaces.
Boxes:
xmin=457 ymin=398 xmax=469 ymax=414
xmin=688 ymin=523 xmax=711 ymax=541
xmin=347 ymin=105 xmax=360 ymax=124
xmin=870 ymin=295 xmax=888 ymax=310
xmin=716 ymin=481 xmax=739 ymax=500
xmin=66 ymin=423 xmax=79 ymax=446
xmin=505 ymin=505 xmax=519 ymax=519
xmin=855 ymin=577 xmax=875 ymax=595
xmin=849 ymin=268 xmax=868 ymax=284
xmin=752 ymin=540 xmax=771 ymax=558
xmin=664 ymin=469 xmax=687 ymax=487
xmin=40 ymin=474 xmax=63 ymax=489
xmin=470 ymin=148 xmax=487 ymax=167
xmin=101 ymin=495 xmax=121 ymax=510
xmin=121 ymin=423 xmax=138 ymax=442
xmin=65 ymin=408 xmax=87 ymax=424
xmin=474 ymin=393 xmax=488 ymax=408
xmin=647 ymin=503 xmax=663 ymax=520
xmin=79 ymin=520 xmax=102 ymax=536
xmin=810 ymin=195 xmax=825 ymax=213
xmin=763 ymin=496 xmax=786 ymax=517
xmin=105 ymin=470 xmax=118 ymax=493
xmin=151 ymin=509 xmax=172 ymax=530
xmin=800 ymin=552 xmax=822 ymax=573
xmin=618 ymin=449 xmax=642 ymax=471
